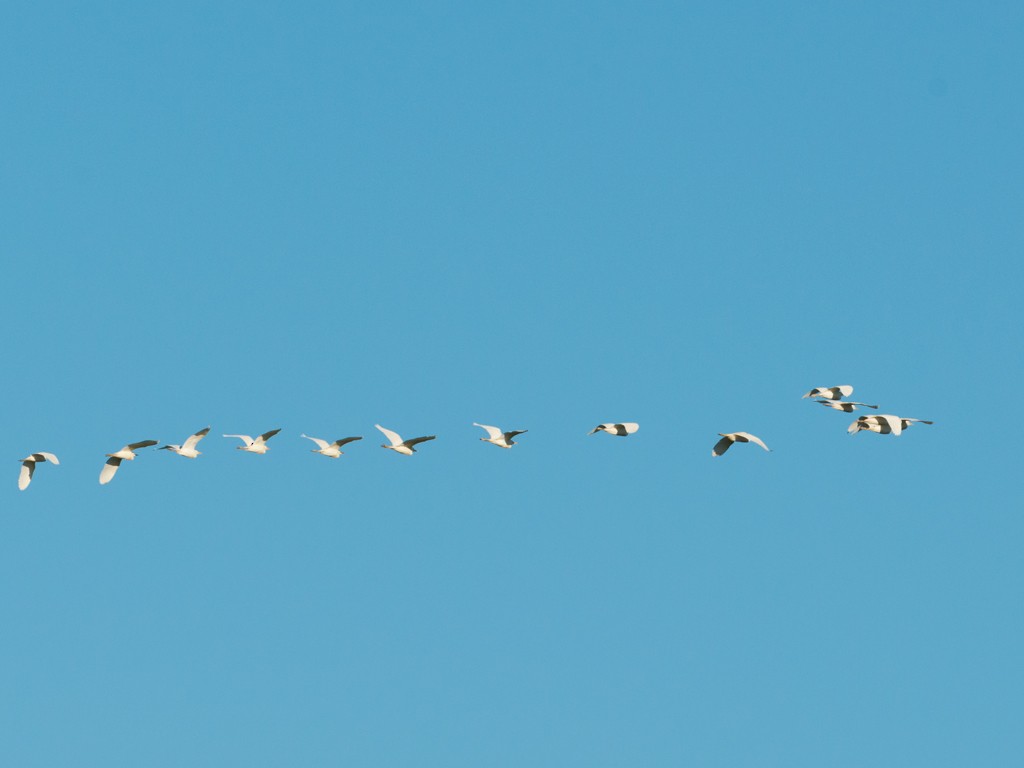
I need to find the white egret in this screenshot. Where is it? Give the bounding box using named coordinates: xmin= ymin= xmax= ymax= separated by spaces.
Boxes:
xmin=849 ymin=415 xmax=934 ymax=435
xmin=375 ymin=424 xmax=436 ymax=456
xmin=159 ymin=426 xmax=211 ymax=458
xmin=301 ymin=434 xmax=363 ymax=458
xmin=815 ymin=399 xmax=879 ymax=412
xmin=473 ymin=423 xmax=527 ymax=449
xmin=18 ymin=452 xmax=59 ymax=491
xmin=223 ymin=429 xmax=281 ymax=454
xmin=587 ymin=423 xmax=639 ymax=437
xmin=100 ymin=440 xmax=158 ymax=484
xmin=712 ymin=432 xmax=771 ymax=457
xmin=803 ymin=385 xmax=854 ymax=400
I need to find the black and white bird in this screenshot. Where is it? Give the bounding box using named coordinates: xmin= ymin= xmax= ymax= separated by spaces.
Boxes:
xmin=712 ymin=432 xmax=771 ymax=457
xmin=815 ymin=399 xmax=879 ymax=412
xmin=301 ymin=434 xmax=362 ymax=458
xmin=100 ymin=440 xmax=158 ymax=484
xmin=223 ymin=429 xmax=282 ymax=454
xmin=375 ymin=424 xmax=436 ymax=456
xmin=159 ymin=427 xmax=211 ymax=458
xmin=803 ymin=385 xmax=854 ymax=400
xmin=18 ymin=452 xmax=59 ymax=491
xmin=473 ymin=423 xmax=527 ymax=449
xmin=848 ymin=415 xmax=933 ymax=436
xmin=587 ymin=422 xmax=639 ymax=437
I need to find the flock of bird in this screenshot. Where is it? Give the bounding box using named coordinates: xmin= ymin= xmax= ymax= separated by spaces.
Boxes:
xmin=16 ymin=386 xmax=932 ymax=490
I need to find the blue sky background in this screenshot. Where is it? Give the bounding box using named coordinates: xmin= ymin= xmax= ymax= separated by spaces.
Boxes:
xmin=2 ymin=1 xmax=1022 ymax=765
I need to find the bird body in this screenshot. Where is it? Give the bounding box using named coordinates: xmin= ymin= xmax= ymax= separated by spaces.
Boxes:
xmin=301 ymin=434 xmax=362 ymax=458
xmin=159 ymin=427 xmax=211 ymax=458
xmin=712 ymin=432 xmax=771 ymax=457
xmin=224 ymin=429 xmax=281 ymax=454
xmin=100 ymin=440 xmax=158 ymax=484
xmin=803 ymin=385 xmax=854 ymax=400
xmin=815 ymin=399 xmax=879 ymax=412
xmin=18 ymin=452 xmax=59 ymax=491
xmin=375 ymin=424 xmax=436 ymax=456
xmin=473 ymin=423 xmax=527 ymax=449
xmin=588 ymin=422 xmax=639 ymax=437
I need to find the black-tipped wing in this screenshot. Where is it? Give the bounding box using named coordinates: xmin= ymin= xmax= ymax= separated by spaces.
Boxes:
xmin=333 ymin=436 xmax=363 ymax=447
xmin=712 ymin=436 xmax=733 ymax=457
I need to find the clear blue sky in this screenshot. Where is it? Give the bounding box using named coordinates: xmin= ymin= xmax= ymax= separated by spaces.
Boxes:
xmin=2 ymin=1 xmax=1022 ymax=765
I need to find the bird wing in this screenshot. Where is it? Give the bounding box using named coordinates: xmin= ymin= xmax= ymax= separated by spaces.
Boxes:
xmin=18 ymin=461 xmax=34 ymax=490
xmin=182 ymin=427 xmax=211 ymax=451
xmin=904 ymin=418 xmax=934 ymax=425
xmin=224 ymin=434 xmax=254 ymax=445
xmin=403 ymin=435 xmax=436 ymax=448
xmin=832 ymin=385 xmax=854 ymax=399
xmin=99 ymin=456 xmax=122 ymax=484
xmin=302 ymin=434 xmax=331 ymax=450
xmin=618 ymin=423 xmax=639 ymax=434
xmin=333 ymin=437 xmax=363 ymax=447
xmin=815 ymin=399 xmax=841 ymax=409
xmin=876 ymin=414 xmax=903 ymax=435
xmin=256 ymin=428 xmax=281 ymax=444
xmin=36 ymin=452 xmax=59 ymax=465
xmin=127 ymin=440 xmax=158 ymax=450
xmin=375 ymin=425 xmax=403 ymax=446
xmin=587 ymin=424 xmax=608 ymax=435
xmin=712 ymin=436 xmax=734 ymax=456
xmin=473 ymin=423 xmax=503 ymax=439
xmin=503 ymin=430 xmax=527 ymax=440
xmin=735 ymin=432 xmax=770 ymax=451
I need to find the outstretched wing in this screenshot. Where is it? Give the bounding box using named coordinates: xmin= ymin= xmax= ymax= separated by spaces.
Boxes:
xmin=182 ymin=427 xmax=211 ymax=451
xmin=223 ymin=434 xmax=254 ymax=445
xmin=127 ymin=439 xmax=158 ymax=451
xmin=616 ymin=423 xmax=639 ymax=435
xmin=404 ymin=435 xmax=436 ymax=449
xmin=712 ymin=436 xmax=734 ymax=457
xmin=503 ymin=430 xmax=527 ymax=440
xmin=99 ymin=456 xmax=123 ymax=485
xmin=735 ymin=432 xmax=770 ymax=452
xmin=18 ymin=461 xmax=34 ymax=491
xmin=473 ymin=423 xmax=503 ymax=440
xmin=375 ymin=425 xmax=404 ymax=447
xmin=301 ymin=434 xmax=331 ymax=450
xmin=333 ymin=436 xmax=363 ymax=448
xmin=35 ymin=452 xmax=59 ymax=465
xmin=257 ymin=428 xmax=281 ymax=444
xmin=587 ymin=424 xmax=608 ymax=435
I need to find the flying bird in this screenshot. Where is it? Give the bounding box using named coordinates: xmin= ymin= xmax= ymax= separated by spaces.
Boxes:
xmin=587 ymin=423 xmax=639 ymax=437
xmin=712 ymin=432 xmax=771 ymax=457
xmin=815 ymin=399 xmax=879 ymax=412
xmin=375 ymin=424 xmax=436 ymax=456
xmin=301 ymin=434 xmax=363 ymax=458
xmin=473 ymin=423 xmax=527 ymax=449
xmin=223 ymin=429 xmax=281 ymax=454
xmin=803 ymin=385 xmax=854 ymax=400
xmin=159 ymin=426 xmax=211 ymax=458
xmin=100 ymin=440 xmax=158 ymax=484
xmin=18 ymin=452 xmax=59 ymax=491
xmin=849 ymin=415 xmax=934 ymax=435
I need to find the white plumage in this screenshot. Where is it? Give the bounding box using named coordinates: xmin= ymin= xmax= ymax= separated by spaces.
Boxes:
xmin=159 ymin=427 xmax=211 ymax=458
xmin=18 ymin=452 xmax=59 ymax=491
xmin=849 ymin=415 xmax=934 ymax=435
xmin=712 ymin=432 xmax=771 ymax=457
xmin=815 ymin=399 xmax=879 ymax=412
xmin=224 ymin=429 xmax=282 ymax=454
xmin=473 ymin=423 xmax=527 ymax=449
xmin=100 ymin=440 xmax=158 ymax=485
xmin=375 ymin=424 xmax=436 ymax=456
xmin=301 ymin=434 xmax=363 ymax=458
xmin=803 ymin=385 xmax=854 ymax=400
xmin=587 ymin=422 xmax=639 ymax=437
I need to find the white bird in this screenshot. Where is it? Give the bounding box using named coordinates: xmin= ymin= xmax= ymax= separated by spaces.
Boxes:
xmin=159 ymin=426 xmax=211 ymax=458
xmin=803 ymin=385 xmax=854 ymax=400
xmin=100 ymin=440 xmax=158 ymax=484
xmin=587 ymin=422 xmax=639 ymax=437
xmin=815 ymin=399 xmax=879 ymax=412
xmin=712 ymin=432 xmax=771 ymax=457
xmin=18 ymin=452 xmax=59 ymax=491
xmin=848 ymin=415 xmax=934 ymax=435
xmin=473 ymin=423 xmax=527 ymax=449
xmin=223 ymin=429 xmax=282 ymax=454
xmin=375 ymin=424 xmax=436 ymax=456
xmin=301 ymin=434 xmax=363 ymax=458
